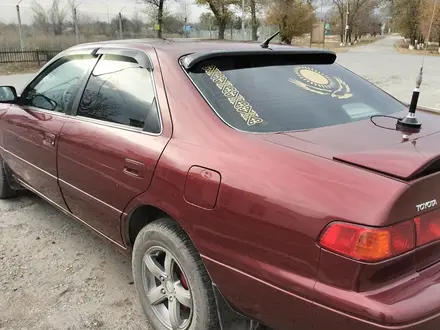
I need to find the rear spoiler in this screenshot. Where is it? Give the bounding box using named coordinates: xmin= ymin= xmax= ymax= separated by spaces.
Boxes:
xmin=180 ymin=48 xmax=337 ymax=70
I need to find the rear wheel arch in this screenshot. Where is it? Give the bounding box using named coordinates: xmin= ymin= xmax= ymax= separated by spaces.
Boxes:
xmin=125 ymin=204 xmax=170 ymax=249
xmin=125 ymin=204 xmax=196 ymax=250
xmin=125 ymin=204 xmax=266 ymax=329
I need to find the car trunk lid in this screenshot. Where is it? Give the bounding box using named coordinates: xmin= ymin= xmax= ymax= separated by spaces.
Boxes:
xmin=259 ymin=109 xmax=440 ymax=181
xmin=260 ymin=109 xmax=440 ymax=271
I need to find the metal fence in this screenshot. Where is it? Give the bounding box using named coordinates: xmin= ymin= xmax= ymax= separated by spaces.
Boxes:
xmin=0 ymin=49 xmax=61 ymax=65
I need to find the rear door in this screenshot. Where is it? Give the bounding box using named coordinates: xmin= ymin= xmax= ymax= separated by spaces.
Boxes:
xmin=57 ymin=48 xmax=171 ymax=245
xmin=0 ymin=53 xmax=96 ymax=209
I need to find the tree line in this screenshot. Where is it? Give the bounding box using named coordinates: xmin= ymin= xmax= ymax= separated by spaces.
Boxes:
xmin=9 ymin=0 xmax=439 ymax=47
xmin=393 ymin=0 xmax=440 ymax=47
xmin=27 ymin=0 xmax=196 ymax=38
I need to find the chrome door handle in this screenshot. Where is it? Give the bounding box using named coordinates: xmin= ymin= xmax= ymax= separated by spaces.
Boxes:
xmin=123 ymin=159 xmax=145 ymax=178
xmin=43 ymin=133 xmax=56 ymax=146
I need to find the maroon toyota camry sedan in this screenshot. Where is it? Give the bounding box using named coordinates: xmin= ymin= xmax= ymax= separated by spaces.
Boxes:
xmin=1 ymin=39 xmax=440 ymax=330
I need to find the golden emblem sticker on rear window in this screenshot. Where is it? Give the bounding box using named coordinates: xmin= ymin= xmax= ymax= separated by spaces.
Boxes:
xmin=203 ymin=65 xmax=264 ymax=126
xmin=289 ymin=66 xmax=353 ymax=100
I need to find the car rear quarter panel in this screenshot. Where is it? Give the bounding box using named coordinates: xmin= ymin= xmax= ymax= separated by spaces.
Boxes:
xmin=121 ymin=49 xmax=411 ymax=330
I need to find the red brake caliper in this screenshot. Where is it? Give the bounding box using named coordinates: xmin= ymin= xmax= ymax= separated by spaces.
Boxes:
xmin=179 ymin=270 xmax=188 ymax=290
xmin=179 ymin=270 xmax=190 ymax=312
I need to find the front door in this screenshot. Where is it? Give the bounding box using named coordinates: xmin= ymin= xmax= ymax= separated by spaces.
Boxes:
xmin=57 ymin=50 xmax=170 ymax=244
xmin=0 ymin=54 xmax=97 ymax=209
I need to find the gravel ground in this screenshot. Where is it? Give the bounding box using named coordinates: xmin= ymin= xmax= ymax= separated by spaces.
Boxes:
xmin=0 ymin=192 xmax=151 ymax=330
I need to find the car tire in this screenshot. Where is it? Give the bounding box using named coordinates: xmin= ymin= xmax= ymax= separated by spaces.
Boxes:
xmin=0 ymin=156 xmax=16 ymax=199
xmin=132 ymin=217 xmax=219 ymax=330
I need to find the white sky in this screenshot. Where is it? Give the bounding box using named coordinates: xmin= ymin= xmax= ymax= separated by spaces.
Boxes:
xmin=0 ymin=0 xmax=208 ymax=24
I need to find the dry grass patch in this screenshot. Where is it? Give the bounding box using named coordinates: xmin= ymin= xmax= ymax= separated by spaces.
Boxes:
xmin=0 ymin=63 xmax=41 ymax=75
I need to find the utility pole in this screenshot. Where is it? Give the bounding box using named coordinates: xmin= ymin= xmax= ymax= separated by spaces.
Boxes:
xmin=74 ymin=1 xmax=82 ymax=44
xmin=74 ymin=8 xmax=79 ymax=44
xmin=118 ymin=6 xmax=126 ymax=39
xmin=241 ymin=0 xmax=245 ymax=40
xmin=119 ymin=12 xmax=123 ymax=39
xmin=426 ymin=0 xmax=438 ymax=49
xmin=183 ymin=1 xmax=188 ymax=38
xmin=16 ymin=0 xmax=24 ymax=51
xmin=100 ymin=1 xmax=110 ymax=34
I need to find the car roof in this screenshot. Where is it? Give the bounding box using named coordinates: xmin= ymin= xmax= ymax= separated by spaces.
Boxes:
xmin=68 ymin=38 xmax=332 ymax=64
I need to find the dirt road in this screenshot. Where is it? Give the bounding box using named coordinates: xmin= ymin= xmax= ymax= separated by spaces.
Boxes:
xmin=337 ymin=35 xmax=440 ymax=111
xmin=0 ymin=192 xmax=151 ymax=330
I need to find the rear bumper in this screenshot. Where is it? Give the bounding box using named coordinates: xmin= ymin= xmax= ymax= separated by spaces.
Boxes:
xmin=313 ymin=260 xmax=440 ymax=329
xmin=312 ymin=303 xmax=440 ymax=330
xmin=204 ymin=256 xmax=440 ymax=330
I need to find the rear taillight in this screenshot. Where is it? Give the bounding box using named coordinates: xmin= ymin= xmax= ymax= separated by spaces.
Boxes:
xmin=320 ymin=210 xmax=440 ymax=262
xmin=414 ymin=212 xmax=440 ymax=246
xmin=319 ymin=221 xmax=415 ymax=262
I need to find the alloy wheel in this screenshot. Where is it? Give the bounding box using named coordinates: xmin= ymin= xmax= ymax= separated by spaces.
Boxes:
xmin=141 ymin=246 xmax=193 ymax=330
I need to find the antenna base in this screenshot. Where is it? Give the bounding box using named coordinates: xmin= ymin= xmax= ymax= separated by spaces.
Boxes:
xmin=396 ymin=114 xmax=421 ymax=133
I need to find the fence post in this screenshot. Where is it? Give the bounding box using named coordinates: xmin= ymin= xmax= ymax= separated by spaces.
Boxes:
xmin=36 ymin=48 xmax=40 ymax=66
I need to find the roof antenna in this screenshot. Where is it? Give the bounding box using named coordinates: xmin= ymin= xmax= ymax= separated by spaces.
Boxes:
xmin=396 ymin=65 xmax=423 ymax=132
xmin=396 ymin=0 xmax=437 ymax=133
xmin=260 ymin=31 xmax=280 ymax=49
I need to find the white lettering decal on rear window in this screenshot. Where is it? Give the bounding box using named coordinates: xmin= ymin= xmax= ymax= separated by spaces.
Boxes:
xmin=203 ymin=65 xmax=264 ymax=126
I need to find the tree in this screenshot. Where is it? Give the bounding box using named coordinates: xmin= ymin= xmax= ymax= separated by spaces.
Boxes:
xmin=267 ymin=0 xmax=315 ymax=44
xmin=250 ymin=0 xmax=258 ymax=40
xmin=31 ymin=1 xmax=50 ymax=33
xmin=196 ymin=0 xmax=237 ymax=39
xmin=419 ymin=0 xmax=440 ymax=43
xmin=76 ymin=13 xmax=107 ymax=37
xmin=111 ymin=15 xmax=135 ymax=36
xmin=31 ymin=0 xmax=67 ymax=35
xmin=178 ymin=0 xmax=192 ymax=37
xmin=141 ymin=0 xmax=166 ymax=38
xmin=199 ymin=12 xmax=217 ymax=29
xmin=232 ymin=15 xmax=242 ymax=29
xmin=355 ymin=10 xmax=382 ymax=36
xmin=331 ymin=0 xmax=346 ymax=41
xmin=49 ymin=0 xmax=67 ymax=35
xmin=394 ymin=0 xmax=422 ymax=46
xmin=332 ymin=0 xmax=381 ymax=43
xmin=163 ymin=14 xmax=186 ymax=34
xmin=237 ymin=0 xmax=266 ymax=41
xmin=131 ymin=12 xmax=144 ymax=34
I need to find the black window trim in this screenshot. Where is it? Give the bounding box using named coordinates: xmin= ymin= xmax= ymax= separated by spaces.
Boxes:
xmin=19 ymin=51 xmax=99 ymax=115
xmin=96 ymin=47 xmax=153 ymax=70
xmin=180 ymin=49 xmax=337 ymax=70
xmin=72 ymin=48 xmax=163 ymax=136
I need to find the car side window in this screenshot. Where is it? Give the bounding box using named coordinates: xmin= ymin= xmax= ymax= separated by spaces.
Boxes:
xmin=77 ymin=54 xmax=161 ymax=133
xmin=22 ymin=55 xmax=95 ymax=113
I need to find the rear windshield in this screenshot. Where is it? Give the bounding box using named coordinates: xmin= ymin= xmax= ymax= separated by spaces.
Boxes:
xmin=187 ymin=56 xmax=406 ymax=133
